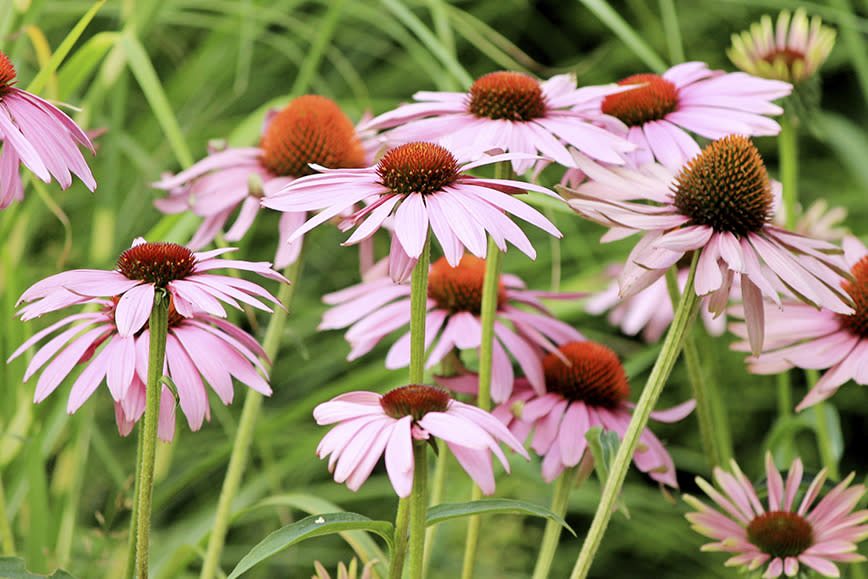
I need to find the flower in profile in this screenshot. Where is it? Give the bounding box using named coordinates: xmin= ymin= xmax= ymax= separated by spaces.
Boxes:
xmin=263 ymin=142 xmax=563 ymax=267
xmin=595 ymin=61 xmax=791 ymax=170
xmin=566 ymin=135 xmax=851 ymax=354
xmin=731 ymin=235 xmax=868 ymax=411
xmin=728 ymin=9 xmax=836 ymax=84
xmin=492 ymin=341 xmax=693 ymax=484
xmin=684 ymin=453 xmax=868 ymax=578
xmin=0 ymin=49 xmax=96 ymax=208
xmin=8 ymin=295 xmax=272 ymax=440
xmin=320 ymin=254 xmax=584 ymax=402
xmin=15 ymin=238 xmax=287 ymax=333
xmin=314 ymin=384 xmax=528 ymax=497
xmin=154 ymin=95 xmax=373 ymax=267
xmin=358 ymin=71 xmax=636 ymax=175
xmin=312 ymin=558 xmax=375 ymax=579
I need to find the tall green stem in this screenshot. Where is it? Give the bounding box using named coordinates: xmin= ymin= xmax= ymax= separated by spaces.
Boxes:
xmin=389 ymin=498 xmax=410 ymax=579
xmin=135 ymin=292 xmax=169 ymax=578
xmin=807 ymin=369 xmax=840 ymax=481
xmin=422 ymin=439 xmax=447 ymax=578
xmin=408 ymin=442 xmax=429 ymax=579
xmin=778 ymin=114 xmax=799 ymax=230
xmin=410 ymin=235 xmax=431 ymax=384
xmin=0 ymin=471 xmax=14 ymax=555
xmin=124 ymin=414 xmax=145 ymax=579
xmin=570 ymin=253 xmax=701 ymax=579
xmin=199 ymin=255 xmax=301 ymax=579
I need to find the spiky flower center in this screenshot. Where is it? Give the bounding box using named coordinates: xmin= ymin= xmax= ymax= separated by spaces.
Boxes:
xmin=376 ymin=142 xmax=460 ymax=196
xmin=116 ymin=242 xmax=197 ymax=287
xmin=427 ymin=255 xmax=506 ymax=315
xmin=747 ymin=511 xmax=814 ymax=558
xmin=672 ymin=135 xmax=773 ymax=236
xmin=467 ymin=71 xmax=547 ymax=121
xmin=601 ymin=74 xmax=679 ymax=127
xmin=0 ymin=51 xmax=16 ymax=94
xmin=543 ymin=342 xmax=630 ymax=409
xmin=380 ymin=384 xmax=451 ymax=421
xmin=259 ymin=95 xmax=366 ymax=177
xmin=839 ymin=256 xmax=868 ymax=337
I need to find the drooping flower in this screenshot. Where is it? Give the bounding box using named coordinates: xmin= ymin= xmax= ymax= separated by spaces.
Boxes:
xmin=314 ymin=384 xmax=528 ymax=497
xmin=566 ymin=135 xmax=852 ymax=355
xmin=0 ymin=49 xmax=96 ymax=208
xmin=263 ymin=142 xmax=563 ymax=267
xmin=491 ymin=341 xmax=693 ymax=484
xmin=594 ymin=62 xmax=791 ymax=170
xmin=357 ymin=71 xmax=636 ymax=175
xmin=154 ymin=95 xmax=374 ymax=267
xmin=15 ymin=238 xmax=287 ymax=335
xmin=8 ymin=295 xmax=272 ymax=440
xmin=731 ymin=235 xmax=868 ymax=411
xmin=320 ymin=254 xmax=584 ymax=402
xmin=684 ymin=453 xmax=868 ymax=578
xmin=728 ymin=9 xmax=836 ymax=84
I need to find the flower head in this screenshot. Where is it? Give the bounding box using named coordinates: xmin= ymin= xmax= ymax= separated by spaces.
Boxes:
xmin=320 ymin=254 xmax=584 ymax=402
xmin=8 ymin=295 xmax=272 ymax=440
xmin=731 ymin=235 xmax=868 ymax=411
xmin=491 ymin=341 xmax=693 ymax=484
xmin=153 ymin=95 xmax=374 ymax=267
xmin=684 ymin=453 xmax=868 ymax=578
xmin=314 ymin=384 xmax=528 ymax=497
xmin=15 ymin=238 xmax=287 ymax=337
xmin=595 ymin=61 xmax=791 ymax=170
xmin=728 ymin=9 xmax=836 ymax=84
xmin=262 ymin=142 xmax=563 ymax=267
xmin=358 ymin=71 xmax=636 ymax=175
xmin=0 ymin=49 xmax=95 ymax=208
xmin=566 ymin=135 xmax=851 ymax=355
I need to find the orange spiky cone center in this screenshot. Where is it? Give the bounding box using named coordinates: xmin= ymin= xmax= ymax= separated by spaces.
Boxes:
xmin=467 ymin=71 xmax=547 ymax=121
xmin=0 ymin=51 xmax=17 ymax=94
xmin=116 ymin=242 xmax=197 ymax=287
xmin=543 ymin=341 xmax=630 ymax=409
xmin=380 ymin=384 xmax=451 ymax=420
xmin=840 ymin=256 xmax=868 ymax=337
xmin=376 ymin=142 xmax=460 ymax=196
xmin=601 ymin=73 xmax=679 ymax=127
xmin=427 ymin=255 xmax=506 ymax=315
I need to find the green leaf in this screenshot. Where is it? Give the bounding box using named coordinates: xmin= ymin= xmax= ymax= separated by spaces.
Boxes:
xmin=0 ymin=557 xmax=76 ymax=578
xmin=226 ymin=513 xmax=394 ymax=579
xmin=586 ymin=426 xmax=630 ymax=518
xmin=575 ymin=0 xmax=667 ymax=74
xmin=425 ymin=499 xmax=575 ymax=536
xmin=56 ymin=32 xmax=118 ymax=100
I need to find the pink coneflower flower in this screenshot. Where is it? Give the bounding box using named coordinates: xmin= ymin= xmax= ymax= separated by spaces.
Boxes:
xmin=314 ymin=384 xmax=528 ymax=497
xmin=15 ymin=238 xmax=287 ymax=334
xmin=566 ymin=135 xmax=851 ymax=355
xmin=154 ymin=95 xmax=373 ymax=267
xmin=320 ymin=254 xmax=584 ymax=402
xmin=357 ymin=71 xmax=636 ymax=175
xmin=8 ymin=295 xmax=271 ymax=440
xmin=0 ymin=49 xmax=95 ymax=208
xmin=595 ymin=62 xmax=791 ymax=170
xmin=730 ymin=236 xmax=868 ymax=411
xmin=728 ymin=9 xmax=836 ymax=84
xmin=684 ymin=453 xmax=868 ymax=578
xmin=492 ymin=341 xmax=693 ymax=484
xmin=263 ymin=142 xmax=563 ymax=267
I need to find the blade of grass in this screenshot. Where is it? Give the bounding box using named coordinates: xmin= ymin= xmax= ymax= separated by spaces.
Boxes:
xmin=576 ymin=0 xmax=667 ymax=73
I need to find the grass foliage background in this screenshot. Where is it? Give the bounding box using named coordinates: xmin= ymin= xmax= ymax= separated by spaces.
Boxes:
xmin=1 ymin=0 xmax=868 ymax=577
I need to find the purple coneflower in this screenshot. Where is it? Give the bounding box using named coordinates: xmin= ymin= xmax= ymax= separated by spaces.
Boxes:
xmin=685 ymin=453 xmax=868 ymax=578
xmin=154 ymin=95 xmax=374 ymax=267
xmin=358 ymin=71 xmax=635 ymax=175
xmin=491 ymin=341 xmax=693 ymax=484
xmin=9 ymin=295 xmax=271 ymax=440
xmin=314 ymin=384 xmax=528 ymax=497
xmin=0 ymin=49 xmax=95 ymax=208
xmin=263 ymin=142 xmax=562 ymax=267
xmin=566 ymin=135 xmax=851 ymax=354
xmin=320 ymin=254 xmax=584 ymax=402
xmin=731 ymin=235 xmax=868 ymax=410
xmin=595 ymin=62 xmax=791 ymax=170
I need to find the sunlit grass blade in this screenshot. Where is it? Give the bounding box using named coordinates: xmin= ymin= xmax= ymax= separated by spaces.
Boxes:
xmin=576 ymin=0 xmax=667 ymax=73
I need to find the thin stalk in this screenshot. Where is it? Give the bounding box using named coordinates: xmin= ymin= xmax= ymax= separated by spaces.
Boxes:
xmin=807 ymin=369 xmax=840 ymax=481
xmin=778 ymin=114 xmax=799 ymax=230
xmin=657 ymin=0 xmax=684 ymax=64
xmin=124 ymin=416 xmax=145 ymax=579
xmin=135 ymin=292 xmax=169 ymax=578
xmin=408 ymin=442 xmax=429 ymax=579
xmin=199 ymin=255 xmax=302 ymax=579
xmin=0 ymin=471 xmax=14 ymax=555
xmin=410 ymin=235 xmax=432 ymax=384
xmin=422 ymin=440 xmax=447 ymax=578
xmin=570 ymin=253 xmax=701 ymax=579
xmin=775 ymin=371 xmax=796 ymax=462
xmin=389 ymin=497 xmax=411 ymax=579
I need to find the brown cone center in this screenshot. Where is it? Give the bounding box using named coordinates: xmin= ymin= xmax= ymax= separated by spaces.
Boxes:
xmin=467 ymin=71 xmax=547 ymax=121
xmin=601 ymin=74 xmax=679 ymax=127
xmin=747 ymin=511 xmax=814 ymax=558
xmin=427 ymin=255 xmax=506 ymax=315
xmin=543 ymin=342 xmax=630 ymax=409
xmin=380 ymin=384 xmax=451 ymax=420
xmin=0 ymin=51 xmax=17 ymax=94
xmin=839 ymin=256 xmax=868 ymax=337
xmin=376 ymin=142 xmax=460 ymax=196
xmin=116 ymin=242 xmax=197 ymax=287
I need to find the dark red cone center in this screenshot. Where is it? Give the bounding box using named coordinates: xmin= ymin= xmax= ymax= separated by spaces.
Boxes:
xmin=376 ymin=142 xmax=460 ymax=196
xmin=0 ymin=51 xmax=17 ymax=94
xmin=427 ymin=255 xmax=506 ymax=315
xmin=380 ymin=384 xmax=451 ymax=420
xmin=747 ymin=511 xmax=813 ymax=558
xmin=116 ymin=242 xmax=197 ymax=287
xmin=467 ymin=71 xmax=547 ymax=121
xmin=840 ymin=256 xmax=868 ymax=337
xmin=543 ymin=342 xmax=630 ymax=409
xmin=601 ymin=74 xmax=679 ymax=127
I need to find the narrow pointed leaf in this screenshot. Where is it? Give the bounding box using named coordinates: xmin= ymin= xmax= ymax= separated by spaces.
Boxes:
xmin=425 ymin=499 xmax=575 ymax=536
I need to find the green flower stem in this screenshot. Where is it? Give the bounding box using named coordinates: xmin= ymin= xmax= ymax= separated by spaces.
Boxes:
xmin=199 ymin=254 xmax=302 ymax=579
xmin=0 ymin=471 xmax=14 ymax=555
xmin=532 ymin=455 xmax=594 ymax=579
xmin=778 ymin=113 xmax=798 ymax=231
xmin=135 ymin=292 xmax=169 ymax=579
xmin=389 ymin=498 xmax=411 ymax=579
xmin=423 ymin=440 xmax=447 ymax=576
xmin=124 ymin=416 xmax=145 ymax=579
xmin=410 ymin=234 xmax=432 ymax=384
xmin=807 ymin=369 xmax=840 ymax=480
xmin=408 ymin=441 xmax=429 ymax=579
xmin=570 ymin=253 xmax=701 ymax=579
xmin=657 ymin=0 xmax=684 ymax=64
xmin=775 ymin=372 xmax=796 ymax=462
